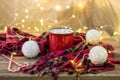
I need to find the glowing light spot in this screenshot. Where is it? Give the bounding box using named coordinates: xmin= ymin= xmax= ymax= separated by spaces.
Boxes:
xmin=100 ymin=36 xmax=103 ymax=40
xmin=25 ymin=15 xmax=29 ymax=19
xmin=37 ymin=3 xmax=40 ymax=7
xmin=83 ymin=26 xmax=88 ymax=30
xmin=4 ymin=27 xmax=7 ymax=32
xmin=40 ymin=19 xmax=44 ymax=23
xmin=35 ymin=0 xmax=38 ymax=2
xmin=21 ymin=19 xmax=25 ymax=23
xmin=36 ymin=29 xmax=39 ymax=32
xmin=40 ymin=7 xmax=44 ymax=10
xmin=28 ymin=27 xmax=31 ymax=30
xmin=70 ymin=60 xmax=75 ymax=64
xmin=18 ymin=27 xmax=20 ymax=29
xmin=25 ymin=9 xmax=28 ymax=13
xmin=66 ymin=5 xmax=70 ymax=9
xmin=55 ymin=5 xmax=61 ymax=11
xmin=22 ymin=25 xmax=24 ymax=28
xmin=15 ymin=13 xmax=18 ymax=17
xmin=72 ymin=14 xmax=76 ymax=18
xmin=77 ymin=28 xmax=82 ymax=32
xmin=41 ymin=23 xmax=44 ymax=26
xmin=113 ymin=32 xmax=118 ymax=35
xmin=54 ymin=20 xmax=58 ymax=23
xmin=100 ymin=26 xmax=103 ymax=29
xmin=48 ymin=25 xmax=51 ymax=28
xmin=100 ymin=31 xmax=102 ymax=34
xmin=78 ymin=2 xmax=83 ymax=8
xmin=69 ymin=27 xmax=72 ymax=30
xmin=15 ymin=24 xmax=18 ymax=26
xmin=34 ymin=27 xmax=37 ymax=29
xmin=64 ymin=26 xmax=68 ymax=28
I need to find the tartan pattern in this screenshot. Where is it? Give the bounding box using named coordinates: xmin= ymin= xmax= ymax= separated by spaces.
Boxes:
xmin=19 ymin=30 xmax=116 ymax=78
xmin=0 ymin=27 xmax=48 ymax=56
xmin=0 ymin=33 xmax=6 ymax=41
xmin=0 ymin=27 xmax=118 ymax=80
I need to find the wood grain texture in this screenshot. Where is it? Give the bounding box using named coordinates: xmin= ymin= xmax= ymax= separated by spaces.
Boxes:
xmin=0 ymin=53 xmax=120 ymax=80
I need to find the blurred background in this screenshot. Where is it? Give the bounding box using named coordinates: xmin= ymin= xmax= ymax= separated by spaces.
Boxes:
xmin=0 ymin=0 xmax=120 ymax=43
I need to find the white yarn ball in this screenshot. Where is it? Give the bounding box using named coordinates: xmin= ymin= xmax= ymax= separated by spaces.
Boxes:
xmin=86 ymin=29 xmax=101 ymax=45
xmin=89 ymin=46 xmax=108 ymax=65
xmin=22 ymin=41 xmax=40 ymax=58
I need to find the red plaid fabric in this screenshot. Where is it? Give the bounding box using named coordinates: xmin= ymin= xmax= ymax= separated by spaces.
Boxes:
xmin=0 ymin=27 xmax=48 ymax=56
xmin=0 ymin=27 xmax=119 ymax=80
xmin=0 ymin=33 xmax=6 ymax=41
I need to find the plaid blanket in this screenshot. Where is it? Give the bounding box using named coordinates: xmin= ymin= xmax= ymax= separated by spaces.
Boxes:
xmin=0 ymin=27 xmax=119 ymax=80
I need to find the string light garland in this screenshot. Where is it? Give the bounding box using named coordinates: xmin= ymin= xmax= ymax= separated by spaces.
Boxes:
xmin=0 ymin=0 xmax=120 ymax=36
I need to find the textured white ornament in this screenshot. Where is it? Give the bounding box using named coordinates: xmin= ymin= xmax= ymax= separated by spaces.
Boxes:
xmin=86 ymin=29 xmax=101 ymax=45
xmin=22 ymin=41 xmax=40 ymax=58
xmin=89 ymin=46 xmax=108 ymax=65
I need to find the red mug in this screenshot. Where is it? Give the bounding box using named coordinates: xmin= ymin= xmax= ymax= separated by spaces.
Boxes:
xmin=49 ymin=28 xmax=74 ymax=52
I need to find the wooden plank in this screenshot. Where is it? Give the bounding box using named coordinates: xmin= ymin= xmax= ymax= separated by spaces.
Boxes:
xmin=0 ymin=53 xmax=120 ymax=80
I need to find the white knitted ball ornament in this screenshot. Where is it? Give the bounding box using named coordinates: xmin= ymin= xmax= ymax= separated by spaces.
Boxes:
xmin=22 ymin=41 xmax=40 ymax=58
xmin=88 ymin=46 xmax=108 ymax=65
xmin=86 ymin=29 xmax=101 ymax=45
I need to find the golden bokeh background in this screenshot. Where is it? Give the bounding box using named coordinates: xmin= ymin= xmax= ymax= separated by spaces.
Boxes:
xmin=0 ymin=0 xmax=120 ymax=36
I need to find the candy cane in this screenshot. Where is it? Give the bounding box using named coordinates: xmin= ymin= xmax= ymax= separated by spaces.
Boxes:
xmin=1 ymin=54 xmax=29 ymax=72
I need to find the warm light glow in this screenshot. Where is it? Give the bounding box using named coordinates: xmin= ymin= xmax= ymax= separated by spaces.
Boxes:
xmin=113 ymin=31 xmax=118 ymax=35
xmin=64 ymin=26 xmax=68 ymax=28
xmin=71 ymin=60 xmax=75 ymax=64
xmin=78 ymin=62 xmax=82 ymax=66
xmin=48 ymin=25 xmax=51 ymax=28
xmin=22 ymin=25 xmax=24 ymax=28
xmin=83 ymin=26 xmax=88 ymax=30
xmin=72 ymin=14 xmax=76 ymax=18
xmin=21 ymin=19 xmax=25 ymax=23
xmin=54 ymin=20 xmax=58 ymax=23
xmin=41 ymin=22 xmax=44 ymax=26
xmin=78 ymin=2 xmax=85 ymax=10
xmin=55 ymin=5 xmax=61 ymax=11
xmin=40 ymin=19 xmax=44 ymax=23
xmin=18 ymin=27 xmax=20 ymax=29
xmin=37 ymin=3 xmax=40 ymax=7
xmin=4 ymin=27 xmax=7 ymax=32
xmin=15 ymin=13 xmax=18 ymax=17
xmin=15 ymin=24 xmax=18 ymax=26
xmin=34 ymin=26 xmax=39 ymax=31
xmin=34 ymin=26 xmax=37 ymax=29
xmin=28 ymin=27 xmax=31 ymax=30
xmin=100 ymin=26 xmax=103 ymax=29
xmin=100 ymin=31 xmax=102 ymax=34
xmin=66 ymin=5 xmax=70 ymax=9
xmin=77 ymin=28 xmax=81 ymax=32
xmin=108 ymin=51 xmax=113 ymax=53
xmin=69 ymin=27 xmax=72 ymax=30
xmin=40 ymin=7 xmax=44 ymax=10
xmin=25 ymin=15 xmax=29 ymax=19
xmin=78 ymin=2 xmax=83 ymax=8
xmin=36 ymin=29 xmax=39 ymax=32
xmin=25 ymin=9 xmax=28 ymax=13
xmin=35 ymin=0 xmax=38 ymax=2
xmin=100 ymin=36 xmax=103 ymax=40
xmin=0 ymin=0 xmax=118 ymax=35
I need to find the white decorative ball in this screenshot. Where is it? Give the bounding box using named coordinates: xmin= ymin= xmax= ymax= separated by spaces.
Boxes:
xmin=22 ymin=41 xmax=40 ymax=58
xmin=86 ymin=29 xmax=101 ymax=45
xmin=88 ymin=46 xmax=108 ymax=65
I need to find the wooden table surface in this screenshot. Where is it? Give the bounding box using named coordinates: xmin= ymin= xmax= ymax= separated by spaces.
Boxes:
xmin=0 ymin=52 xmax=120 ymax=80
